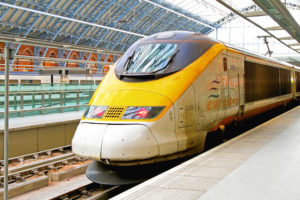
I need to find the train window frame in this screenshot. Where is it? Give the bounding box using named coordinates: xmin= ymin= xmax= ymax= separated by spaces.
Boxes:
xmin=124 ymin=43 xmax=178 ymax=74
xmin=114 ymin=32 xmax=218 ymax=82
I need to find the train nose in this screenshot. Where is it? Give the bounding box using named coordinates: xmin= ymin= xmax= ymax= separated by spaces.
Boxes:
xmin=72 ymin=123 xmax=159 ymax=161
xmin=72 ymin=123 xmax=107 ymax=160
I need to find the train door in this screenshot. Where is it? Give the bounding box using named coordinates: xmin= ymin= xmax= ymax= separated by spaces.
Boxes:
xmin=237 ymin=59 xmax=245 ymax=117
xmin=227 ymin=54 xmax=244 ymax=120
xmin=175 ymin=85 xmax=197 ymax=151
xmin=216 ymin=53 xmax=228 ymax=123
xmin=196 ymin=54 xmax=222 ymax=130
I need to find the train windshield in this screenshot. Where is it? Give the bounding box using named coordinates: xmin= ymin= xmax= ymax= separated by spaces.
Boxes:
xmin=124 ymin=43 xmax=178 ymax=73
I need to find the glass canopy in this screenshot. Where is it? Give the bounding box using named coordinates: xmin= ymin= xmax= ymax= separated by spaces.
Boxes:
xmin=164 ymin=0 xmax=300 ymax=58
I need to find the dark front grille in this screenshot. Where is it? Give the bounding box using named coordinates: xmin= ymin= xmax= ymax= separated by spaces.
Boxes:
xmin=103 ymin=106 xmax=126 ymax=119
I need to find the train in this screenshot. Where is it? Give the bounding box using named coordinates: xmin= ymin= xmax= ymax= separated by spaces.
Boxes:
xmin=72 ymin=31 xmax=300 ymax=182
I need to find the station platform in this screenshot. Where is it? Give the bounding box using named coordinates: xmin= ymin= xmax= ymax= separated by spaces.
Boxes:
xmin=0 ymin=111 xmax=83 ymax=159
xmin=0 ymin=111 xmax=82 ymax=131
xmin=113 ymin=106 xmax=300 ymax=200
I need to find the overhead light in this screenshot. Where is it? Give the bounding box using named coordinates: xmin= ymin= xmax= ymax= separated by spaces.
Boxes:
xmin=14 ymin=38 xmax=26 ymax=42
xmin=257 ymin=35 xmax=271 ymax=38
xmin=62 ymin=45 xmax=73 ymax=48
xmin=289 ymin=43 xmax=300 ymax=46
xmin=113 ymin=20 xmax=127 ymax=23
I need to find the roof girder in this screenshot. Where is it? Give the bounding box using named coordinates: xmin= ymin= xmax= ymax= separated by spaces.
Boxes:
xmin=253 ymin=0 xmax=300 ymax=44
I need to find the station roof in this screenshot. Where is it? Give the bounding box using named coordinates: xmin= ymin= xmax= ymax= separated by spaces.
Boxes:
xmin=166 ymin=0 xmax=300 ymax=56
xmin=0 ymin=0 xmax=216 ymax=52
xmin=0 ymin=0 xmax=299 ymax=61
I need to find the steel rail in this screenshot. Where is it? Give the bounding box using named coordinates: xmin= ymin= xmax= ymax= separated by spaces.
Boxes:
xmin=49 ymin=183 xmax=120 ymax=200
xmin=0 ymin=156 xmax=87 ymax=186
xmin=0 ymin=145 xmax=72 ymax=167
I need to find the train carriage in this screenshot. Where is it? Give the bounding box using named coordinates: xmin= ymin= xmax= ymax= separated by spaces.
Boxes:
xmin=72 ymin=31 xmax=300 ymax=170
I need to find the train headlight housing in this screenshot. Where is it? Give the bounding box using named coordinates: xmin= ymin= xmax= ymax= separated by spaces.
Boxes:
xmin=122 ymin=106 xmax=165 ymax=119
xmin=83 ymin=106 xmax=108 ymax=119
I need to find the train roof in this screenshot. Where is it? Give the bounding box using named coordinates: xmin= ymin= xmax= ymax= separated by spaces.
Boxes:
xmin=224 ymin=42 xmax=297 ymax=69
xmin=136 ymin=31 xmax=300 ymax=71
xmin=139 ymin=31 xmax=218 ymax=44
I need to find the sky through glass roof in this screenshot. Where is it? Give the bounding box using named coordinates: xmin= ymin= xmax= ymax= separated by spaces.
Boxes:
xmin=164 ymin=0 xmax=300 ymax=58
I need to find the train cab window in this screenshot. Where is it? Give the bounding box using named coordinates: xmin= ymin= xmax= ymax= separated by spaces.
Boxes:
xmin=115 ymin=32 xmax=218 ymax=82
xmin=124 ymin=43 xmax=178 ymax=73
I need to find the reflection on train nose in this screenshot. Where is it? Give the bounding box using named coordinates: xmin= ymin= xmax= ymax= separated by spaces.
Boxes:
xmin=72 ymin=123 xmax=159 ymax=162
xmin=72 ymin=123 xmax=107 ymax=160
xmin=101 ymin=124 xmax=159 ymax=161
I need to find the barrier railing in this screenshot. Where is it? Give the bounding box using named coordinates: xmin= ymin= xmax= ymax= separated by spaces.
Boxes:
xmin=0 ymin=83 xmax=98 ymax=92
xmin=0 ymin=86 xmax=96 ymax=118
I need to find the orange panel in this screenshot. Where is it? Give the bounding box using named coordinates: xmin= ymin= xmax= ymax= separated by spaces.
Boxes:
xmin=102 ymin=65 xmax=110 ymax=75
xmin=89 ymin=54 xmax=97 ymax=74
xmin=43 ymin=49 xmax=58 ymax=68
xmin=67 ymin=51 xmax=79 ymax=68
xmin=17 ymin=45 xmax=34 ymax=72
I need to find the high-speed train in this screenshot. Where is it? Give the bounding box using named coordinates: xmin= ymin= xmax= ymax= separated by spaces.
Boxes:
xmin=72 ymin=31 xmax=300 ymax=167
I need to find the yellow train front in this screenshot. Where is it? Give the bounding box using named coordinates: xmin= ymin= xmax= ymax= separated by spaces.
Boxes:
xmin=72 ymin=31 xmax=300 ymax=184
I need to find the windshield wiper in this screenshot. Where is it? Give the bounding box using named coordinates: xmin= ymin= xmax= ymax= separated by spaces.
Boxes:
xmin=149 ymin=49 xmax=180 ymax=74
xmin=124 ymin=50 xmax=136 ymax=72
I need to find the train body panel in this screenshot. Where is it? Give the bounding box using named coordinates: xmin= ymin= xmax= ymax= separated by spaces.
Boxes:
xmin=72 ymin=31 xmax=300 ymax=167
xmin=72 ymin=123 xmax=107 ymax=160
xmin=88 ymin=43 xmax=226 ymax=111
xmin=146 ymin=106 xmax=178 ymax=156
xmin=101 ymin=124 xmax=159 ymax=161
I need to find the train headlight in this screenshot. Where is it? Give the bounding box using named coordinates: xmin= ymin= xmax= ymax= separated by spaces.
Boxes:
xmin=83 ymin=106 xmax=108 ymax=119
xmin=121 ymin=106 xmax=165 ymax=119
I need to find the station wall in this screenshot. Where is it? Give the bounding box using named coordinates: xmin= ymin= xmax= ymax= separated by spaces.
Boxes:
xmin=0 ymin=42 xmax=114 ymax=75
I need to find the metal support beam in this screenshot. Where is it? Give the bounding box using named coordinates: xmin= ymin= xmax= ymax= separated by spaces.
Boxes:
xmin=0 ymin=34 xmax=123 ymax=55
xmin=4 ymin=46 xmax=13 ymax=200
xmin=42 ymin=0 xmax=88 ymax=57
xmin=253 ymin=0 xmax=300 ymax=43
xmin=15 ymin=0 xmax=55 ymax=57
xmin=265 ymin=26 xmax=283 ymax=31
xmin=0 ymin=2 xmax=145 ymax=37
xmin=143 ymin=0 xmax=215 ymax=30
xmin=279 ymin=36 xmax=294 ymax=40
xmin=0 ymin=54 xmax=113 ymax=65
xmin=244 ymin=10 xmax=266 ymax=17
xmin=0 ymin=6 xmax=9 ymax=21
xmin=289 ymin=43 xmax=300 ymax=46
xmin=215 ymin=0 xmax=300 ymax=54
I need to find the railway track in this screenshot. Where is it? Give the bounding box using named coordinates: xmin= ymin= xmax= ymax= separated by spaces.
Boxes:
xmin=0 ymin=145 xmax=129 ymax=200
xmin=0 ymin=156 xmax=88 ymax=187
xmin=0 ymin=146 xmax=93 ymax=199
xmin=50 ymin=183 xmax=122 ymax=200
xmin=0 ymin=145 xmax=73 ymax=175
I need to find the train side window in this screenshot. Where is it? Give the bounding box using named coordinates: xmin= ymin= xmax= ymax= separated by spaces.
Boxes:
xmin=244 ymin=61 xmax=291 ymax=103
xmin=297 ymin=72 xmax=300 ymax=92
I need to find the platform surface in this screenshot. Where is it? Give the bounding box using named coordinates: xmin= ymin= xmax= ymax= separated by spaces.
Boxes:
xmin=113 ymin=106 xmax=300 ymax=200
xmin=0 ymin=111 xmax=83 ymax=132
